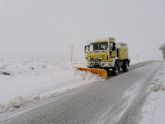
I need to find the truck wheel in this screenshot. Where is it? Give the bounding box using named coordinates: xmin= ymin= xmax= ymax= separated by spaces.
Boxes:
xmin=122 ymin=62 xmax=129 ymax=72
xmin=113 ymin=62 xmax=119 ymax=75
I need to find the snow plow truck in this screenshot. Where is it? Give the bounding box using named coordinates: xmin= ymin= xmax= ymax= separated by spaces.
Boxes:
xmin=76 ymin=37 xmax=130 ymax=78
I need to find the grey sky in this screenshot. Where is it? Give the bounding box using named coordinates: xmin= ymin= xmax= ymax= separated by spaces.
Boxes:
xmin=0 ymin=0 xmax=165 ymax=60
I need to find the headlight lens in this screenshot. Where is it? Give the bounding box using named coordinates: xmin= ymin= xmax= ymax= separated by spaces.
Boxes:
xmin=105 ymin=63 xmax=109 ymax=66
xmin=86 ymin=57 xmax=91 ymax=60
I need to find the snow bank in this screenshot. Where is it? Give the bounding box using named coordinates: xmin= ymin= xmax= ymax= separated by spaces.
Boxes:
xmin=0 ymin=58 xmax=103 ymax=113
xmin=0 ymin=96 xmax=41 ymax=113
xmin=139 ymin=61 xmax=165 ymax=124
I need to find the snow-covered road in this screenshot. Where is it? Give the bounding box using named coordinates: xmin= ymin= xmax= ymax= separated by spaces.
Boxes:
xmin=0 ymin=61 xmax=161 ymax=124
xmin=0 ymin=59 xmax=102 ymax=113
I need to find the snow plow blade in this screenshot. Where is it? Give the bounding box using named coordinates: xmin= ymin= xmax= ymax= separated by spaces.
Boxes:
xmin=75 ymin=67 xmax=108 ymax=78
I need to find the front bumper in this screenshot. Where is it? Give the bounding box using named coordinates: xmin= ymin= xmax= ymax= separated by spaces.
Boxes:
xmin=87 ymin=62 xmax=113 ymax=68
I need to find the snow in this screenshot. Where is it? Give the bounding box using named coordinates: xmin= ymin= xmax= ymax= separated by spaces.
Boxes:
xmin=0 ymin=57 xmax=156 ymax=116
xmin=139 ymin=61 xmax=165 ymax=124
xmin=112 ymin=68 xmax=155 ymax=123
xmin=130 ymin=59 xmax=147 ymax=65
xmin=108 ymin=81 xmax=143 ymax=124
xmin=0 ymin=58 xmax=103 ymax=113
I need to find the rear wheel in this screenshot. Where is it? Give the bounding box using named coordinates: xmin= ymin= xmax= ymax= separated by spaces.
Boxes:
xmin=122 ymin=61 xmax=129 ymax=72
xmin=113 ymin=62 xmax=119 ymax=75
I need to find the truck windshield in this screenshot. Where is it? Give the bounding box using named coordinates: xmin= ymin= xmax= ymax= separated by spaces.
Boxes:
xmin=90 ymin=42 xmax=108 ymax=51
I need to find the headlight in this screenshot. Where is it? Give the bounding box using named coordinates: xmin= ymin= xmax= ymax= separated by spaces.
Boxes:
xmin=105 ymin=63 xmax=109 ymax=66
xmin=86 ymin=57 xmax=91 ymax=60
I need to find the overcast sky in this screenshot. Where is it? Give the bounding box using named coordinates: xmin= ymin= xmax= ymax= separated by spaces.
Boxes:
xmin=0 ymin=0 xmax=165 ymax=60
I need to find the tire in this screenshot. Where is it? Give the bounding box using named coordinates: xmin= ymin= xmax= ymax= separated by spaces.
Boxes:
xmin=122 ymin=61 xmax=129 ymax=72
xmin=113 ymin=62 xmax=119 ymax=75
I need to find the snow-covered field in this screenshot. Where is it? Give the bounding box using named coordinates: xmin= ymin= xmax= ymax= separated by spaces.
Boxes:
xmin=0 ymin=58 xmax=104 ymax=113
xmin=139 ymin=61 xmax=165 ymax=124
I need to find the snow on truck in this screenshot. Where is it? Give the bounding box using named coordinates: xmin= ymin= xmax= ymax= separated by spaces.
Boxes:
xmin=76 ymin=37 xmax=130 ymax=78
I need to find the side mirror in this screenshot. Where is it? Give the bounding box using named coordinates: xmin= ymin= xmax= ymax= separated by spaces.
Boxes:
xmin=84 ymin=45 xmax=90 ymax=52
xmin=84 ymin=46 xmax=86 ymax=51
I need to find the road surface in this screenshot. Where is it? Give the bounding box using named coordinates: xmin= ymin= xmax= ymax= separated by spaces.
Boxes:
xmin=0 ymin=61 xmax=161 ymax=124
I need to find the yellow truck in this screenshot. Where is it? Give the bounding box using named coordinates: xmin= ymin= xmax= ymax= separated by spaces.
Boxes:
xmin=76 ymin=37 xmax=130 ymax=78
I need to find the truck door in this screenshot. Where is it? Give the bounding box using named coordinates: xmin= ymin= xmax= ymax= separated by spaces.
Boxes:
xmin=110 ymin=42 xmax=116 ymax=58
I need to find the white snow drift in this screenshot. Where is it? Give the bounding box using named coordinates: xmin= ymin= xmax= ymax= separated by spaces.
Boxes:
xmin=0 ymin=58 xmax=104 ymax=113
xmin=139 ymin=61 xmax=165 ymax=124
